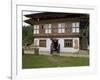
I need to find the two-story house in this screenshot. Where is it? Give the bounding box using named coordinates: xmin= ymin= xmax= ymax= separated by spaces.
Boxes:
xmin=24 ymin=12 xmax=89 ymax=53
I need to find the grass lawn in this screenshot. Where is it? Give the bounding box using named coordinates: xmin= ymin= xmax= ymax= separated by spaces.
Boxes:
xmin=22 ymin=54 xmax=89 ymax=69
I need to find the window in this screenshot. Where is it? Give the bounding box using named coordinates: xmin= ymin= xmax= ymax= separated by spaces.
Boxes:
xmin=33 ymin=25 xmax=39 ymax=34
xmin=45 ymin=24 xmax=51 ymax=34
xmin=58 ymin=23 xmax=65 ymax=33
xmin=39 ymin=40 xmax=46 ymax=47
xmin=66 ymin=23 xmax=72 ymax=33
xmin=64 ymin=39 xmax=73 ymax=47
xmin=72 ymin=22 xmax=80 ymax=33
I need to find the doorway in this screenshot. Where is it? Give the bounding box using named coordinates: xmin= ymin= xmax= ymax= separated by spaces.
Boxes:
xmin=50 ymin=39 xmax=60 ymax=54
xmin=53 ymin=39 xmax=58 ymax=51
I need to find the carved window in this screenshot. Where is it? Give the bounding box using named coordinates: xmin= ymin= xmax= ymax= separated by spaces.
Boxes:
xmin=33 ymin=25 xmax=39 ymax=34
xmin=39 ymin=40 xmax=46 ymax=47
xmin=64 ymin=39 xmax=73 ymax=47
xmin=45 ymin=24 xmax=51 ymax=34
xmin=72 ymin=22 xmax=80 ymax=33
xmin=58 ymin=23 xmax=65 ymax=33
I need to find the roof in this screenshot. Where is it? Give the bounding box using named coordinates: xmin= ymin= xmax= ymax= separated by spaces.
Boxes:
xmin=24 ymin=12 xmax=89 ymax=25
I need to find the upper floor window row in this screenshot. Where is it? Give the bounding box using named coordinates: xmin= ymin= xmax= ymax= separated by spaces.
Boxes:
xmin=33 ymin=22 xmax=80 ymax=34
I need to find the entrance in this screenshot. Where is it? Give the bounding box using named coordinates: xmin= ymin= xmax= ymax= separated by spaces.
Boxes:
xmin=53 ymin=39 xmax=58 ymax=51
xmin=50 ymin=39 xmax=60 ymax=54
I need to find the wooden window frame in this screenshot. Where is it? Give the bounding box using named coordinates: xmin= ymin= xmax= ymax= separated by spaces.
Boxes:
xmin=64 ymin=39 xmax=73 ymax=47
xmin=39 ymin=40 xmax=46 ymax=47
xmin=33 ymin=25 xmax=39 ymax=34
xmin=72 ymin=22 xmax=80 ymax=33
xmin=45 ymin=24 xmax=51 ymax=34
xmin=58 ymin=23 xmax=65 ymax=33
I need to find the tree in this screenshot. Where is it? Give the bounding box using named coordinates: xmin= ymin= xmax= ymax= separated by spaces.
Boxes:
xmin=80 ymin=22 xmax=89 ymax=45
xmin=22 ymin=26 xmax=33 ymax=47
xmin=79 ymin=21 xmax=89 ymax=50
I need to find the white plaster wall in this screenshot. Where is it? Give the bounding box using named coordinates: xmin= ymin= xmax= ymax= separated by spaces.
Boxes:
xmin=34 ymin=38 xmax=39 ymax=46
xmin=34 ymin=37 xmax=79 ymax=53
xmin=34 ymin=38 xmax=52 ymax=52
xmin=56 ymin=38 xmax=79 ymax=53
xmin=73 ymin=38 xmax=79 ymax=51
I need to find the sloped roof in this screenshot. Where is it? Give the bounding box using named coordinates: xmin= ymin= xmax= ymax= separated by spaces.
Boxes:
xmin=24 ymin=12 xmax=89 ymax=25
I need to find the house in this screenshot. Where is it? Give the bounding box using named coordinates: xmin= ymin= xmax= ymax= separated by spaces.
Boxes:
xmin=24 ymin=12 xmax=89 ymax=53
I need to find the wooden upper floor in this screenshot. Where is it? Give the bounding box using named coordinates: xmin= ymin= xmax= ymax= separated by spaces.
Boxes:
xmin=24 ymin=12 xmax=89 ymax=37
xmin=33 ymin=22 xmax=80 ymax=38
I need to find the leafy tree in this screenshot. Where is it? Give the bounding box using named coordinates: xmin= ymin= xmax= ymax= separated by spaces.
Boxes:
xmin=80 ymin=21 xmax=89 ymax=46
xmin=22 ymin=26 xmax=33 ymax=46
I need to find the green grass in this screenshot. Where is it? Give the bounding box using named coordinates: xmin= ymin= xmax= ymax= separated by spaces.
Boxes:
xmin=22 ymin=54 xmax=89 ymax=69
